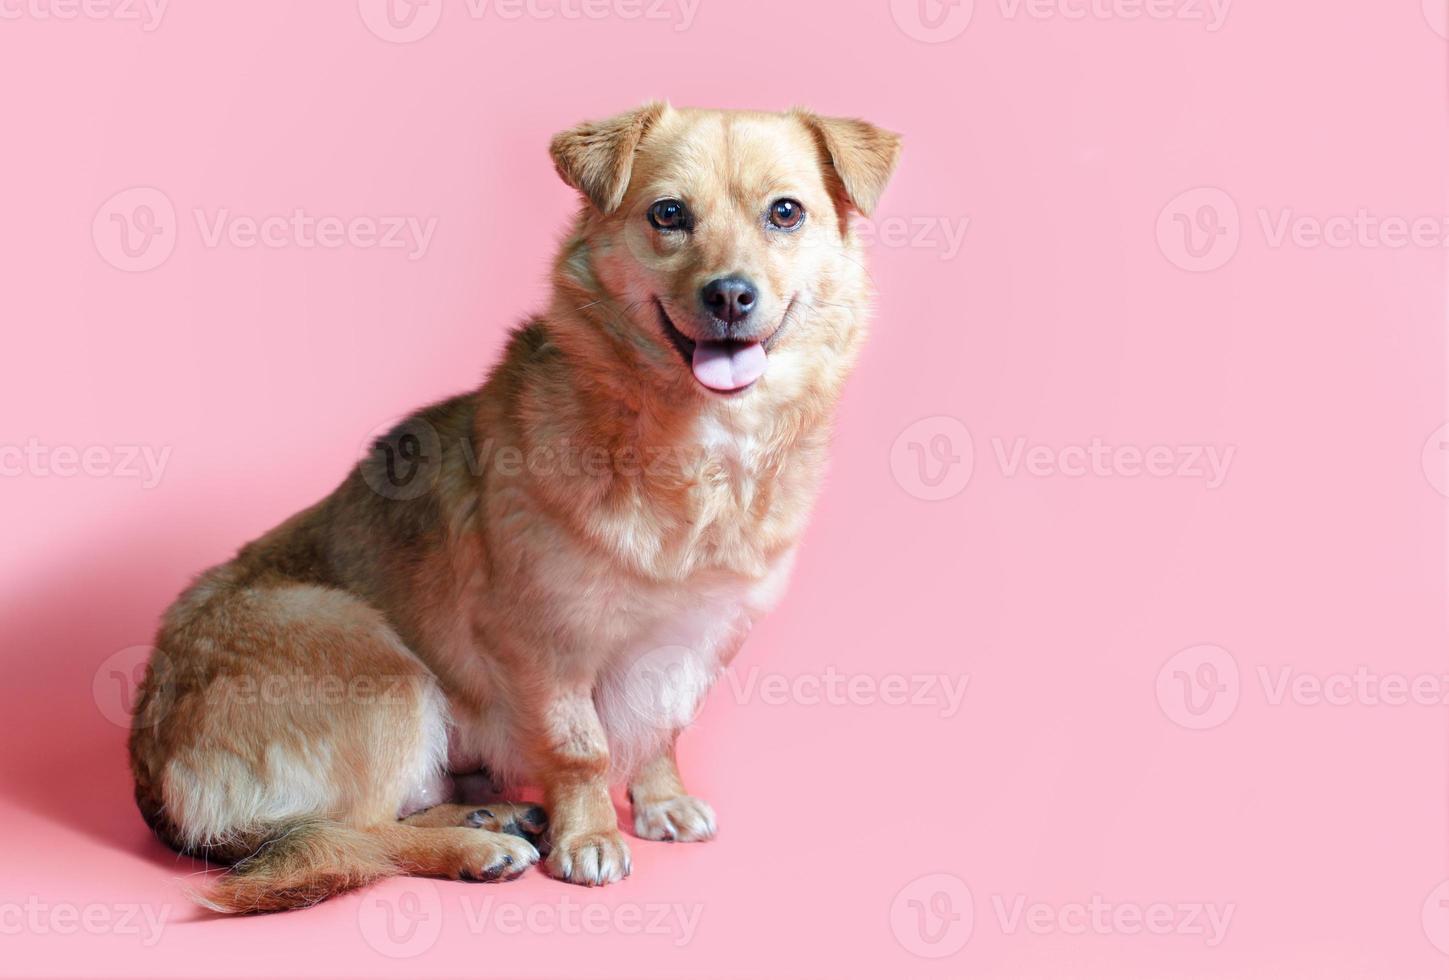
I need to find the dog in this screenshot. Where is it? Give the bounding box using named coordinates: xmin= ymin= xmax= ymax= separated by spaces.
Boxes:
xmin=128 ymin=103 xmax=900 ymax=912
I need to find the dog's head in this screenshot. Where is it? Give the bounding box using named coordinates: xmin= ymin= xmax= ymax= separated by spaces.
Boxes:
xmin=548 ymin=104 xmax=900 ymax=405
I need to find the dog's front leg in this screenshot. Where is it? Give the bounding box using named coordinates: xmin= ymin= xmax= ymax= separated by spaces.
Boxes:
xmin=526 ymin=686 xmax=631 ymax=886
xmin=628 ymin=739 xmax=717 ymax=842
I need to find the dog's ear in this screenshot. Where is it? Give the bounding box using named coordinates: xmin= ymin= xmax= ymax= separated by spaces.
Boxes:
xmin=550 ymin=102 xmax=669 ymax=215
xmin=796 ymin=111 xmax=902 ymax=217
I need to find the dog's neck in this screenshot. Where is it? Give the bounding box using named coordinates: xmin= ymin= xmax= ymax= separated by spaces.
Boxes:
xmin=485 ymin=302 xmax=846 ymax=582
xmin=551 ymin=301 xmax=840 ymax=477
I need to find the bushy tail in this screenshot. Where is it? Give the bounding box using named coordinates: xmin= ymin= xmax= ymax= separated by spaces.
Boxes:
xmin=194 ymin=819 xmax=396 ymax=914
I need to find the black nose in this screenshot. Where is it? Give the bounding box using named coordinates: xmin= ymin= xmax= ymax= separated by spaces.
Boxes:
xmin=700 ymin=277 xmax=757 ymax=326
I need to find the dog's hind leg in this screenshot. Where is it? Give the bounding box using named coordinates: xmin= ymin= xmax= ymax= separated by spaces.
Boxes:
xmin=196 ymin=821 xmax=542 ymax=912
xmin=380 ymin=823 xmax=539 ymax=881
xmin=130 ymin=574 xmax=540 ymax=911
xmin=402 ymin=802 xmax=547 ymax=836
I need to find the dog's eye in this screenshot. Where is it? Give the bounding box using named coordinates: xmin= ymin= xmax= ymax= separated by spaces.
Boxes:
xmin=768 ymin=199 xmax=806 ymax=231
xmin=648 ymin=199 xmax=690 ymax=231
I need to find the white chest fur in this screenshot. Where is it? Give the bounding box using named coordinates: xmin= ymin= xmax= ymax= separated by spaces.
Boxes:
xmin=591 ymin=572 xmax=768 ymax=775
xmin=563 ymin=540 xmax=795 ymax=775
xmin=442 ymin=546 xmax=795 ymax=783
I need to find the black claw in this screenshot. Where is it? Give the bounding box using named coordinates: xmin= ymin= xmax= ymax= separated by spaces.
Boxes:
xmin=465 ymin=808 xmax=496 ymax=828
xmin=477 ymin=854 xmax=515 ymax=881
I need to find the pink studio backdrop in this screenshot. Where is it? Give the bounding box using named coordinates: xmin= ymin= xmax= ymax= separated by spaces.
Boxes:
xmin=1 ymin=2 xmax=1446 ymax=977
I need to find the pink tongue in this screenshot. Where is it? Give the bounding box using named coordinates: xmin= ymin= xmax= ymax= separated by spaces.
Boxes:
xmin=691 ymin=340 xmax=768 ymax=392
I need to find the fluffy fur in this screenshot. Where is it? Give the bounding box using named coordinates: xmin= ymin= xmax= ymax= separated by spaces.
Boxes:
xmin=128 ymin=103 xmax=900 ymax=911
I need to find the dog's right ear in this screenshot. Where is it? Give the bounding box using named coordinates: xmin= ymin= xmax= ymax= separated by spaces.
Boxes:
xmin=550 ymin=102 xmax=669 ymax=215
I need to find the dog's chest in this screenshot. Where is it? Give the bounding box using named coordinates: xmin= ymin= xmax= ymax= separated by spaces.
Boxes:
xmin=437 ymin=528 xmax=795 ymax=777
xmin=437 ymin=416 xmax=810 ymax=778
xmin=570 ymin=556 xmax=792 ymax=770
xmin=596 ymin=419 xmax=814 ymax=581
xmin=531 ymin=419 xmax=802 ymax=692
xmin=535 ymin=536 xmax=793 ymax=666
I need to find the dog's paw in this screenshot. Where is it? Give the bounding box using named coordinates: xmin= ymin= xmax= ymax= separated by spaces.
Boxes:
xmin=452 ymin=831 xmax=540 ymax=883
xmin=464 ymin=803 xmax=548 ymax=840
xmin=403 ymin=802 xmax=547 ymax=843
xmin=632 ymin=795 xmax=717 ymax=842
xmin=545 ymin=829 xmax=632 ymax=886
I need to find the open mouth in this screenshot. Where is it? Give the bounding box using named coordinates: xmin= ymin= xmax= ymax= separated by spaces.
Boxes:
xmin=654 ymin=297 xmax=793 ymax=395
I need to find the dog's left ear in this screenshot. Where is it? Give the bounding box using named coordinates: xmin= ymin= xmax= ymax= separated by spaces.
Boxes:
xmin=796 ymin=111 xmax=902 ymax=217
xmin=550 ymin=102 xmax=669 ymax=215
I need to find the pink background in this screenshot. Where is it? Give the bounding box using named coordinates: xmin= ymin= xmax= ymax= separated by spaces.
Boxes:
xmin=2 ymin=1 xmax=1446 ymax=976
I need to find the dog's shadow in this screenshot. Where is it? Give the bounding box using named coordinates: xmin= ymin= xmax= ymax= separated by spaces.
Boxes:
xmin=1 ymin=510 xmax=232 ymax=875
